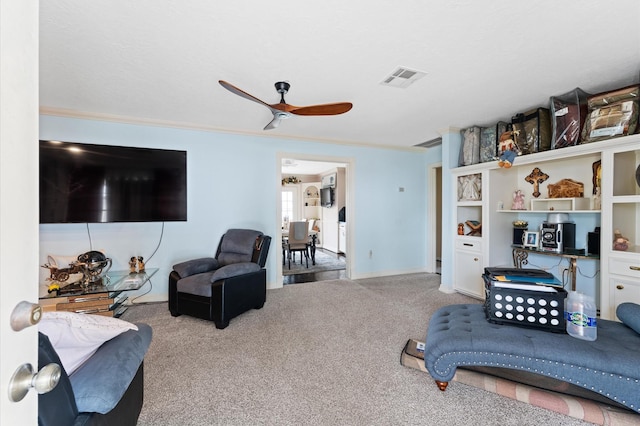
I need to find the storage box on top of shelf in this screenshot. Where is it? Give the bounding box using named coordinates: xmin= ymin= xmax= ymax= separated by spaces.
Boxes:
xmin=459 ymin=126 xmax=481 ymax=166
xmin=581 ymin=85 xmax=640 ymax=143
xmin=479 ymin=121 xmax=509 ymax=163
xmin=550 ymin=87 xmax=591 ymax=149
xmin=511 ymin=108 xmax=552 ymax=155
xmin=483 ymin=267 xmax=567 ymax=333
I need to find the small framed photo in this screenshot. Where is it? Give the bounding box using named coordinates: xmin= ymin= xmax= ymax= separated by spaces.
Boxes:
xmin=523 ymin=231 xmax=539 ymax=248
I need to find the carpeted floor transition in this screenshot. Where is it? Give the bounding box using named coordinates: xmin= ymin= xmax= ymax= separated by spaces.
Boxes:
xmin=122 ymin=274 xmax=622 ymax=426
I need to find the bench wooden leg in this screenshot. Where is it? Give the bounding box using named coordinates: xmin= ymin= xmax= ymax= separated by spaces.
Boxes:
xmin=435 ymin=380 xmax=448 ymax=391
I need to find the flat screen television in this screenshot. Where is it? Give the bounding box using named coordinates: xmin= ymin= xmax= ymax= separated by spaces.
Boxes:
xmin=39 ymin=140 xmax=187 ymax=223
xmin=320 ymin=187 xmax=334 ymax=207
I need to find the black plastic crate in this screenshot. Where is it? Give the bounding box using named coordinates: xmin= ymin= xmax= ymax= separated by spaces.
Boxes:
xmin=483 ymin=270 xmax=567 ymax=333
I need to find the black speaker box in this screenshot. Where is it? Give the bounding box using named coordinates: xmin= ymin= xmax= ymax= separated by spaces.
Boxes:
xmin=587 ymin=232 xmax=600 ymax=255
xmin=513 ymin=228 xmax=526 ymax=245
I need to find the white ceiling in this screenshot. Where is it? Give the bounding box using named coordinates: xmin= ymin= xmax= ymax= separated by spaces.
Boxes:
xmin=40 ymin=1 xmax=640 ymax=149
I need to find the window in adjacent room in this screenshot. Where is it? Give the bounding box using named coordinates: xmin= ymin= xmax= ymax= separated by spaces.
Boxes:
xmin=282 ymin=189 xmax=294 ymax=229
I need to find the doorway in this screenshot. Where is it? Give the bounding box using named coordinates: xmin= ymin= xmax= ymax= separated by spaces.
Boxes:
xmin=276 ymin=154 xmax=353 ymax=286
xmin=428 ymin=163 xmax=443 ymax=274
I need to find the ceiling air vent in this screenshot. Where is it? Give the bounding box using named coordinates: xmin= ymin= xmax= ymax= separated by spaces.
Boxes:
xmin=381 ymin=67 xmax=427 ymax=88
xmin=415 ymin=138 xmax=442 ymax=148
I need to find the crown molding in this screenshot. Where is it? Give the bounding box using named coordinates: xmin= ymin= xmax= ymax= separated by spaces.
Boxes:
xmin=39 ymin=107 xmax=425 ymax=153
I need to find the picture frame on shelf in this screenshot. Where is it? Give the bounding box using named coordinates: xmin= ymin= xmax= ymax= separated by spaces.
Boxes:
xmin=523 ymin=231 xmax=540 ymax=248
xmin=457 ymin=173 xmax=482 ymax=201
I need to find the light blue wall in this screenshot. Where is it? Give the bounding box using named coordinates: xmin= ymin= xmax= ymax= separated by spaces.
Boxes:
xmin=39 ymin=115 xmax=431 ymax=301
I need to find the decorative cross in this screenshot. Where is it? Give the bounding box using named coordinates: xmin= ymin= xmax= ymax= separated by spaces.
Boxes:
xmin=525 ymin=167 xmax=549 ymax=198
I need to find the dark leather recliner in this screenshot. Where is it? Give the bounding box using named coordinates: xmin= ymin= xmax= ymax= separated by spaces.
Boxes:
xmin=168 ymin=229 xmax=271 ymax=329
xmin=38 ymin=325 xmax=151 ymax=426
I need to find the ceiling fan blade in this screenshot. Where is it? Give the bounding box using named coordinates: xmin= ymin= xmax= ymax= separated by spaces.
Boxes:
xmin=290 ymin=102 xmax=353 ymax=116
xmin=219 ymin=80 xmax=275 ymax=111
xmin=263 ymin=115 xmax=282 ymax=130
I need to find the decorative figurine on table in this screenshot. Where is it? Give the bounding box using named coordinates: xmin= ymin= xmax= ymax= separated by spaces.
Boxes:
xmin=42 ymin=262 xmax=83 ymax=287
xmin=512 ymin=189 xmax=526 ymax=210
xmin=137 ymin=256 xmax=145 ymax=272
xmin=76 ymin=251 xmax=112 ymax=290
xmin=497 ymin=130 xmax=520 ymax=168
xmin=129 ymin=257 xmax=138 ymax=274
xmin=613 ymin=229 xmax=630 ymax=251
xmin=47 ymin=282 xmax=60 ymax=296
xmin=457 ymin=223 xmax=464 ymax=235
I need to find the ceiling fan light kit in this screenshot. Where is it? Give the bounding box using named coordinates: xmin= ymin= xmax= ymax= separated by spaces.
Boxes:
xmin=219 ymin=80 xmax=352 ymax=130
xmin=265 ymin=111 xmax=291 ymax=130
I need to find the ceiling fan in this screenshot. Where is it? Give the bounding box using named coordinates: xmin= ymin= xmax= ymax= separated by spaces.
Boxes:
xmin=219 ymin=80 xmax=353 ymax=130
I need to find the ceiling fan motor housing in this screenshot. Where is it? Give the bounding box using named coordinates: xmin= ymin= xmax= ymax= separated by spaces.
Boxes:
xmin=275 ymin=81 xmax=290 ymax=94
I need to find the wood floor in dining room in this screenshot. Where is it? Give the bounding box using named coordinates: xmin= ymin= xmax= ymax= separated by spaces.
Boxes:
xmin=282 ymin=248 xmax=346 ymax=284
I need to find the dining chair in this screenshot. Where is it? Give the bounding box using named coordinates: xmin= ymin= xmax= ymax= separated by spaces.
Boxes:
xmin=286 ymin=221 xmax=310 ymax=269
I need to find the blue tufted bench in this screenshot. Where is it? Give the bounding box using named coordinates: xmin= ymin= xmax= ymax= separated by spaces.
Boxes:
xmin=424 ymin=304 xmax=640 ymax=413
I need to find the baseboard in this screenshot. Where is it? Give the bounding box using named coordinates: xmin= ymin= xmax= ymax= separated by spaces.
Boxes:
xmin=438 ymin=284 xmax=457 ymax=294
xmin=128 ymin=294 xmax=167 ymax=304
xmin=350 ymin=268 xmax=430 ymax=280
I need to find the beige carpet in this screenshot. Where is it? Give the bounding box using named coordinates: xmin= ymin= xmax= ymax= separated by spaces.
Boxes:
xmin=122 ymin=274 xmax=595 ymax=426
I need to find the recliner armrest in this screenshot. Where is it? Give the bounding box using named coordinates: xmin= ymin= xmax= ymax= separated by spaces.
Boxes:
xmin=173 ymin=257 xmax=219 ymax=278
xmin=210 ymin=262 xmax=261 ymax=283
xmin=70 ymin=323 xmax=152 ymax=414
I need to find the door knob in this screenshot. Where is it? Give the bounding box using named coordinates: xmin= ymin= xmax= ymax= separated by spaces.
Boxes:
xmin=10 ymin=301 xmax=42 ymax=331
xmin=8 ymin=363 xmax=61 ymax=402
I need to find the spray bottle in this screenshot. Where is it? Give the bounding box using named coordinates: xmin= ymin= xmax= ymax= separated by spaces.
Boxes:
xmin=565 ymin=291 xmax=597 ymax=341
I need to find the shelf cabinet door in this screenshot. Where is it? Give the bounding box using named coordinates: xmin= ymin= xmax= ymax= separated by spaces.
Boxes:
xmin=612 ymin=277 xmax=640 ymax=320
xmin=600 ymin=139 xmax=640 ymax=318
xmin=454 ymin=248 xmax=484 ymax=299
